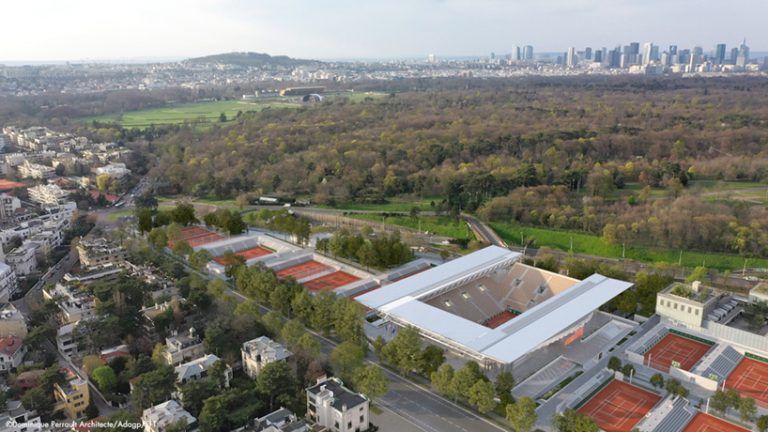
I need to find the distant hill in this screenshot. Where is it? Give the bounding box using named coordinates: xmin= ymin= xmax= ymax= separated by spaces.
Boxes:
xmin=186 ymin=52 xmax=323 ymax=68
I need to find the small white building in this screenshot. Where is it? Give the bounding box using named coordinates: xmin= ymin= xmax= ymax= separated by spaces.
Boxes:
xmin=142 ymin=400 xmax=197 ymax=432
xmin=163 ymin=328 xmax=204 ymax=365
xmin=306 ymin=377 xmax=369 ymax=432
xmin=0 ymin=303 xmax=28 ymax=338
xmin=0 ymin=400 xmax=43 ymax=432
xmin=0 ymin=193 xmax=21 ymax=220
xmin=42 ymin=283 xmax=96 ymax=324
xmin=27 ymin=184 xmax=68 ymax=206
xmin=174 ymin=353 xmax=231 ymax=388
xmin=95 ymin=163 xmax=131 ymax=179
xmin=5 ymin=244 xmax=38 ymax=276
xmin=0 ymin=335 xmax=25 ymax=373
xmin=242 ymin=336 xmax=292 ymax=379
xmin=0 ymin=262 xmax=18 ymax=303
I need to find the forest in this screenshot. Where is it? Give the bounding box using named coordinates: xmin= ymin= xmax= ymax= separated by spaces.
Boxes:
xmin=149 ymin=76 xmax=768 ymax=256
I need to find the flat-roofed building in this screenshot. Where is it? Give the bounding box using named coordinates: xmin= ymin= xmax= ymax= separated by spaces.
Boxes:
xmin=242 ymin=336 xmax=292 ymax=379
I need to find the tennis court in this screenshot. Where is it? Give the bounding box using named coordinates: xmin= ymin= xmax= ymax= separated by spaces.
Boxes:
xmin=483 ymin=311 xmax=518 ymax=329
xmin=725 ymin=357 xmax=768 ymax=406
xmin=214 ymin=246 xmax=273 ymax=264
xmin=578 ymin=380 xmax=661 ymax=432
xmin=683 ymin=412 xmax=749 ymax=432
xmin=644 ymin=333 xmax=711 ymax=372
xmin=276 ymin=260 xmax=329 ymax=280
xmin=168 ymin=226 xmax=223 ymax=248
xmin=303 ymin=271 xmax=360 ymax=292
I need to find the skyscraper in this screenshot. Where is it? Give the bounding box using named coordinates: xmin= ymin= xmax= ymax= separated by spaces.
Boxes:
xmin=585 ymin=47 xmax=592 ymax=60
xmin=566 ymin=47 xmax=576 ymax=67
xmin=523 ymin=45 xmax=534 ymax=61
xmin=513 ymin=46 xmax=521 ymax=61
xmin=715 ymin=44 xmax=727 ymax=65
xmin=737 ymin=38 xmax=750 ymax=67
xmin=642 ymin=42 xmax=654 ymax=65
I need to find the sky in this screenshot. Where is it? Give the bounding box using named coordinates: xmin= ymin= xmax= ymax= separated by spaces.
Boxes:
xmin=1 ymin=0 xmax=766 ymax=62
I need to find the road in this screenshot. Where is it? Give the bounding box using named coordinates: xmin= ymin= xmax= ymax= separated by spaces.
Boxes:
xmin=462 ymin=214 xmax=507 ymax=248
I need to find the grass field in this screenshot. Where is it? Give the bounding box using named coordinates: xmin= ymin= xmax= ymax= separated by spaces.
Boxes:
xmin=348 ymin=214 xmax=471 ymax=238
xmin=105 ymin=209 xmax=134 ymax=221
xmin=491 ymin=222 xmax=768 ymax=271
xmin=82 ymin=99 xmax=301 ymax=128
xmin=322 ymin=197 xmax=443 ymax=212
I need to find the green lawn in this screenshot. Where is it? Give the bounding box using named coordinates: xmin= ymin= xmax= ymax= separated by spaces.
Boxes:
xmin=81 ymin=98 xmax=301 ymax=128
xmin=491 ymin=222 xmax=768 ymax=271
xmin=321 ymin=197 xmax=443 ymax=212
xmin=105 ymin=209 xmax=134 ymax=221
xmin=348 ymin=214 xmax=471 ymax=238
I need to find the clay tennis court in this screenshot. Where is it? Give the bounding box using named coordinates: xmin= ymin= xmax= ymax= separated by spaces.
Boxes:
xmin=724 ymin=357 xmax=768 ymax=406
xmin=276 ymin=260 xmax=329 ymax=280
xmin=578 ymin=380 xmax=661 ymax=432
xmin=168 ymin=226 xmax=224 ymax=248
xmin=214 ymin=246 xmax=273 ymax=264
xmin=303 ymin=271 xmax=360 ymax=292
xmin=683 ymin=412 xmax=749 ymax=432
xmin=644 ymin=333 xmax=711 ymax=372
xmin=484 ymin=311 xmax=518 ymax=329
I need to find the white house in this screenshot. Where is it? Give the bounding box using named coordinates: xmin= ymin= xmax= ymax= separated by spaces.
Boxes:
xmin=0 ymin=262 xmax=18 ymax=303
xmin=0 ymin=335 xmax=25 ymax=373
xmin=306 ymin=377 xmax=369 ymax=432
xmin=142 ymin=400 xmax=197 ymax=432
xmin=242 ymin=336 xmax=292 ymax=379
xmin=174 ymin=353 xmax=231 ymax=388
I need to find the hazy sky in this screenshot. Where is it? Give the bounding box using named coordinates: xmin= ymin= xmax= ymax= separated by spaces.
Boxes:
xmin=1 ymin=0 xmax=766 ymax=62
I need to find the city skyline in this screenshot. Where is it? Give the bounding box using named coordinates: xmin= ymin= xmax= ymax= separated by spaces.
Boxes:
xmin=0 ymin=0 xmax=766 ymax=62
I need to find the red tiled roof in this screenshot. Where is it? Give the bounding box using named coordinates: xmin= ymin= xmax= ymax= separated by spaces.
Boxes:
xmin=0 ymin=336 xmax=23 ymax=356
xmin=89 ymin=190 xmax=119 ymax=203
xmin=0 ymin=180 xmax=26 ymax=191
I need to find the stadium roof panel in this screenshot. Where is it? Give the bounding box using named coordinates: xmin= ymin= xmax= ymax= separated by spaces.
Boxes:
xmin=358 ymin=247 xmax=633 ymax=365
xmin=358 ymin=245 xmax=520 ymax=310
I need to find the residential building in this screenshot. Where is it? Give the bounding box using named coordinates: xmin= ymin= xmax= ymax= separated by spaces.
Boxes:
xmin=242 ymin=336 xmax=292 ymax=379
xmin=163 ymin=328 xmax=204 ymax=365
xmin=77 ymin=238 xmax=127 ymax=269
xmin=0 ymin=335 xmax=25 ymax=373
xmin=56 ymin=322 xmax=84 ymax=356
xmin=94 ymin=163 xmax=130 ymax=178
xmin=27 ymin=184 xmax=68 ymax=206
xmin=43 ymin=283 xmax=96 ymax=324
xmin=0 ymin=193 xmax=21 ymax=220
xmin=53 ymin=369 xmax=90 ymax=419
xmin=17 ymin=161 xmax=55 ymax=180
xmin=241 ymin=407 xmax=309 ymax=432
xmin=0 ymin=262 xmax=18 ymax=303
xmin=306 ymin=377 xmax=370 ymax=432
xmin=5 ymin=244 xmax=38 ymax=276
xmin=0 ymin=303 xmax=28 ymax=338
xmin=142 ymin=400 xmax=197 ymax=432
xmin=174 ymin=353 xmax=231 ymax=389
xmin=0 ymin=400 xmax=43 ymax=432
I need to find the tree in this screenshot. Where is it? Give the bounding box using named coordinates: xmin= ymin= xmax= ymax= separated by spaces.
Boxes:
xmin=650 ymin=373 xmax=664 ymax=389
xmin=468 ymin=379 xmax=496 ymax=413
xmin=280 ymin=319 xmax=305 ymax=348
xmin=170 ymin=203 xmax=198 ymax=226
xmin=607 ymin=356 xmax=622 ymax=372
xmin=189 ymin=249 xmax=213 ymax=270
xmin=148 ymin=228 xmax=168 ymax=248
xmin=297 ymin=333 xmax=321 ymax=357
xmin=381 ymin=326 xmax=421 ymax=375
xmin=96 ymin=174 xmax=111 ymax=191
xmin=739 ymin=397 xmax=756 ymax=422
xmin=309 ymin=291 xmax=336 ymax=335
xmin=330 ymin=341 xmax=365 ymax=380
xmin=219 ymin=112 xmax=227 ymax=123
xmin=92 ymin=366 xmax=118 ymax=392
xmin=417 ymin=345 xmax=445 ymax=377
xmin=182 ymin=379 xmax=219 ymax=416
xmin=333 ymin=297 xmax=365 ymax=345
xmin=262 ymin=310 xmax=284 ymax=337
xmin=132 ymin=365 xmax=176 ymax=409
xmin=621 ymin=363 xmax=635 ymax=377
xmin=757 ymin=415 xmax=768 ymax=432
xmin=449 ymin=362 xmax=485 ymax=401
xmin=172 ymin=240 xmax=192 ymax=256
xmin=353 ymin=365 xmax=389 ymax=401
xmin=553 ymin=409 xmax=599 ymax=432
xmin=256 ymin=361 xmax=298 ymax=411
xmin=710 ymin=390 xmax=730 ymax=415
xmin=83 ymin=355 xmax=106 ymax=376
xmin=291 ymin=290 xmax=313 ymax=324
xmin=198 ymin=396 xmax=227 ymax=432
xmin=431 ymin=364 xmax=456 ymax=399
xmin=209 ymin=359 xmax=230 ymax=389
xmin=22 ymin=387 xmax=54 ymax=420
xmin=372 ymin=336 xmax=386 ymax=359
xmin=506 ymin=397 xmax=537 ymax=432
xmin=665 ymin=379 xmax=688 ymax=398
xmin=685 ymin=266 xmax=708 ymax=284
xmin=495 ymin=371 xmax=515 ymax=406
xmin=136 ymin=208 xmax=153 ymax=234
